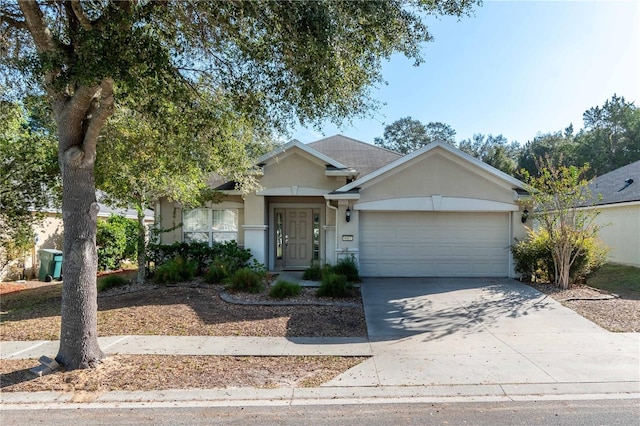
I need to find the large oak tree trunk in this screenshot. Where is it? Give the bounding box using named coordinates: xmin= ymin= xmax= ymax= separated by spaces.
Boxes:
xmin=52 ymin=83 xmax=112 ymax=369
xmin=55 ymin=137 xmax=105 ymax=369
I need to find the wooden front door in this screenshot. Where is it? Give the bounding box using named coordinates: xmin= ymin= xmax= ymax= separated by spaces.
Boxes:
xmin=275 ymin=208 xmax=314 ymax=269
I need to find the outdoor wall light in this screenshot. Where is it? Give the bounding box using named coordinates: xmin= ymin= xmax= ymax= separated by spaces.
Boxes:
xmin=521 ymin=209 xmax=529 ymax=223
xmin=345 ymin=206 xmax=351 ymax=222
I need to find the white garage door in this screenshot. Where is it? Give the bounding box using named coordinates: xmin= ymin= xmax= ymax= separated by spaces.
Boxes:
xmin=359 ymin=211 xmax=510 ymax=277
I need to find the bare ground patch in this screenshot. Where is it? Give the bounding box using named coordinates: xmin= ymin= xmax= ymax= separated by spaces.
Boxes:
xmin=0 ymin=355 xmax=368 ymax=392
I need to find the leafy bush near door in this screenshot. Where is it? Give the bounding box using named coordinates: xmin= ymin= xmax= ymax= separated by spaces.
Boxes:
xmin=316 ymin=272 xmax=353 ymax=298
xmin=269 ymin=280 xmax=302 ymax=299
xmin=226 ymin=267 xmax=264 ymax=293
xmin=146 ymin=241 xmax=252 ymax=278
xmin=154 ymin=255 xmax=198 ymax=285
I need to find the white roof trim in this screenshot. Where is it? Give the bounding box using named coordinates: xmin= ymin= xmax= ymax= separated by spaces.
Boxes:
xmin=257 ymin=186 xmax=330 ymax=196
xmin=337 ymin=141 xmax=526 ymax=192
xmin=355 ymin=196 xmax=518 ymax=212
xmin=257 ymin=139 xmax=347 ymax=169
xmin=323 ymin=193 xmax=361 ymax=201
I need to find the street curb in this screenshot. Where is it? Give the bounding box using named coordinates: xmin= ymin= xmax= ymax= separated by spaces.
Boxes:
xmin=2 ymin=383 xmax=639 ymax=409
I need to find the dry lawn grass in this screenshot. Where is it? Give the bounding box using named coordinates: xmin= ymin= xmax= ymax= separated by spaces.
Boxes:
xmin=0 ymin=355 xmax=367 ymax=393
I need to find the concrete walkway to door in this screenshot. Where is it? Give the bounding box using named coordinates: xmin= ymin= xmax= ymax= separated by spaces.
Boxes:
xmin=323 ymin=278 xmax=640 ymax=391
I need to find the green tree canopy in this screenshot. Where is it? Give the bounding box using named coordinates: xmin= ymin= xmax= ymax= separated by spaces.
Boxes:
xmin=0 ymin=99 xmax=59 ymax=270
xmin=574 ymin=94 xmax=640 ymax=177
xmin=458 ymin=133 xmax=520 ymax=176
xmin=1 ymin=0 xmax=480 ymax=370
xmin=374 ymin=116 xmax=456 ymax=154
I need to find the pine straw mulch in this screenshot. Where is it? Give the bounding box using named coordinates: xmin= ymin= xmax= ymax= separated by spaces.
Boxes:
xmin=526 ymin=282 xmax=640 ymax=332
xmin=0 ymin=280 xmax=367 ymax=341
xmin=0 ymin=355 xmax=367 ymax=393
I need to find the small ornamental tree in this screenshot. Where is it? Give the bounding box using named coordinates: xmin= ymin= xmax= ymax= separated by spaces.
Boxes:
xmin=521 ymin=157 xmax=604 ymax=289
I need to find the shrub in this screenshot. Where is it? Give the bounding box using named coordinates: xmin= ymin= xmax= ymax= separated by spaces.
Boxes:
xmin=106 ymin=215 xmax=138 ymax=261
xmin=154 ymin=255 xmax=197 ymax=285
xmin=204 ymin=264 xmax=228 ymax=284
xmin=302 ymin=264 xmax=323 ymax=281
xmin=333 ymin=255 xmax=360 ymax=282
xmin=226 ymin=268 xmax=264 ymax=294
xmin=97 ymin=275 xmax=130 ymax=292
xmin=97 ymin=217 xmax=127 ymax=271
xmin=316 ymin=273 xmax=352 ymax=298
xmin=269 ymin=280 xmax=302 ymax=299
xmin=146 ymin=240 xmax=253 ymax=277
xmin=512 ymin=228 xmax=608 ymax=284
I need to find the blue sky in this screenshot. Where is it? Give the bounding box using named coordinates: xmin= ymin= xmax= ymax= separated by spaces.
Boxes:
xmin=292 ymin=1 xmax=639 ymax=146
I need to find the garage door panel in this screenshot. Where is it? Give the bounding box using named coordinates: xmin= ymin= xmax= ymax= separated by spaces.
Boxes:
xmin=360 ymin=212 xmax=509 ymax=277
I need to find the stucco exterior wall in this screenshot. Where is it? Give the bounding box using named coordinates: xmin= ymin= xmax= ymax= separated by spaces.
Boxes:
xmin=592 ymin=203 xmax=640 ymax=267
xmin=259 ymin=149 xmax=343 ymax=192
xmin=357 ymin=151 xmax=514 ymax=205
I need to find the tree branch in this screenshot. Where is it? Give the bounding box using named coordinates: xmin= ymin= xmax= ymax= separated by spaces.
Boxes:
xmin=0 ymin=12 xmax=28 ymax=30
xmin=82 ymin=78 xmax=114 ymax=167
xmin=70 ymin=0 xmax=92 ymax=30
xmin=17 ymin=1 xmax=57 ymax=53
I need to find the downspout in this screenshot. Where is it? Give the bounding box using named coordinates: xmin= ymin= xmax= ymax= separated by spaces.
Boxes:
xmin=326 ymin=200 xmax=338 ymax=265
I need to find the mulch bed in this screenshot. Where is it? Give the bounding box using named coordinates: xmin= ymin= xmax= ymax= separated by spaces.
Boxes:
xmin=1 ymin=280 xmax=367 ymax=341
xmin=527 ymin=282 xmax=640 ymax=332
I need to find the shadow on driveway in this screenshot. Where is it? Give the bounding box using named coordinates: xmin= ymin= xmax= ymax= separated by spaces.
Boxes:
xmin=361 ymin=277 xmax=554 ymax=342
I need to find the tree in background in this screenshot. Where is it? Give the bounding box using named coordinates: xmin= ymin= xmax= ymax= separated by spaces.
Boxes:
xmin=0 ymin=100 xmax=59 ymax=275
xmin=519 ymin=96 xmax=639 ymax=178
xmin=517 ymin=127 xmax=576 ymax=177
xmin=458 ymin=134 xmax=520 ymax=175
xmin=374 ymin=117 xmax=456 ymax=154
xmin=1 ymin=0 xmax=479 ymax=370
xmin=521 ymin=157 xmax=603 ymax=290
xmin=574 ymin=95 xmax=640 ymax=177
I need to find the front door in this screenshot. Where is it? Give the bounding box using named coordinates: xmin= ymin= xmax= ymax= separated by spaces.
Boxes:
xmin=275 ymin=208 xmax=315 ymax=269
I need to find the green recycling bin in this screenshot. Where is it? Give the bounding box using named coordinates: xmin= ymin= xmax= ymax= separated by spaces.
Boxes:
xmin=38 ymin=249 xmax=63 ymax=282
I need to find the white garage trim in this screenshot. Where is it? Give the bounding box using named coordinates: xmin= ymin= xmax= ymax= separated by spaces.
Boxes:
xmin=355 ymin=196 xmax=518 ymax=212
xmin=359 ymin=211 xmax=510 ymax=277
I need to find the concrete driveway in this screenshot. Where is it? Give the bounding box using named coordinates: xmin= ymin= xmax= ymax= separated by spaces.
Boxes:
xmin=323 ymin=278 xmax=640 ymax=389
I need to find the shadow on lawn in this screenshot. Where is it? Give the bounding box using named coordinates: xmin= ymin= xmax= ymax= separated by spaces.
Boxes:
xmin=0 ymin=366 xmax=39 ymax=390
xmin=1 ymin=282 xmax=367 ymax=339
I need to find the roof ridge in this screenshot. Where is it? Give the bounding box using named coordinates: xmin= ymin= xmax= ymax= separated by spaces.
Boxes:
xmin=308 ymin=134 xmax=403 ymax=157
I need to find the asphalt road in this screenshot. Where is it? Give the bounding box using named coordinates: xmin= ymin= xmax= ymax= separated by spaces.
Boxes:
xmin=1 ymin=399 xmax=638 ymax=425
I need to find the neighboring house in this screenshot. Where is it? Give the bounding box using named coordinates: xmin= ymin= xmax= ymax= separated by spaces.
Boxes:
xmin=585 ymin=161 xmax=640 ymax=267
xmin=156 ymin=135 xmax=530 ymax=277
xmin=0 ymin=194 xmax=154 ymax=281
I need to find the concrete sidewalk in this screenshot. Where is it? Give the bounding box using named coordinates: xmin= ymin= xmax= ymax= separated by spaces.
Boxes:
xmin=1 ymin=335 xmax=372 ymax=359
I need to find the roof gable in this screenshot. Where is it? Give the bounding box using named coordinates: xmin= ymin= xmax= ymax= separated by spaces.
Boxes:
xmin=308 ymin=134 xmax=402 ymax=177
xmin=257 ymin=139 xmax=347 ymax=169
xmin=588 ymin=160 xmax=640 ymax=205
xmin=336 ymin=141 xmax=526 ymax=193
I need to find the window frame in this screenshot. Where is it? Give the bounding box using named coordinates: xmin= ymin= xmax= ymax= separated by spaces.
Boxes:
xmin=183 ymin=208 xmax=238 ymax=246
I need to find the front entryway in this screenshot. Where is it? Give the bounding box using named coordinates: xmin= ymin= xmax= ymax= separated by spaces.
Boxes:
xmin=274 ymin=208 xmax=320 ymax=269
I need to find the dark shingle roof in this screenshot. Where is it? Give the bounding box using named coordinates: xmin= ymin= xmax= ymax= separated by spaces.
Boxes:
xmin=587 ymin=160 xmax=640 ymax=206
xmin=307 ymin=134 xmax=402 ymax=177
